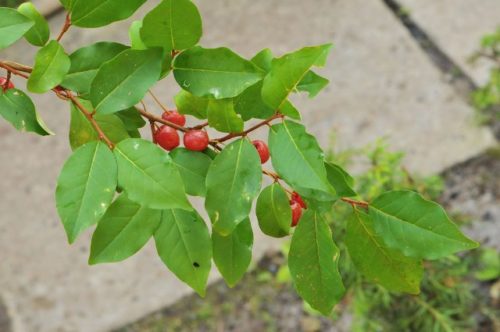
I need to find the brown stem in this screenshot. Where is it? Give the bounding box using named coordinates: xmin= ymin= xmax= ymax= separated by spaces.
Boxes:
xmin=190 ymin=121 xmax=209 ymax=130
xmin=136 ymin=107 xmax=188 ymax=132
xmin=214 ymin=113 xmax=283 ymax=143
xmin=66 ymin=92 xmax=114 ymax=149
xmin=56 ymin=13 xmax=71 ymax=42
xmin=341 ymin=197 xmax=369 ymax=209
xmin=0 ymin=62 xmax=30 ymax=79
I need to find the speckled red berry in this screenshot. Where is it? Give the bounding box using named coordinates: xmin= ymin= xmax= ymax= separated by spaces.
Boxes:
xmin=252 ymin=140 xmax=270 ymax=164
xmin=0 ymin=77 xmax=15 ymax=92
xmin=155 ymin=125 xmax=179 ymax=151
xmin=162 ymin=111 xmax=186 ymax=126
xmin=184 ymin=130 xmax=209 ymax=151
xmin=291 ymin=191 xmax=307 ymax=209
xmin=291 ymin=201 xmax=303 ymax=227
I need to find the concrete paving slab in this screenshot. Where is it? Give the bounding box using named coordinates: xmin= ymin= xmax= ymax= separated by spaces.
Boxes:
xmin=0 ymin=0 xmax=495 ymax=331
xmin=398 ymin=0 xmax=500 ymax=86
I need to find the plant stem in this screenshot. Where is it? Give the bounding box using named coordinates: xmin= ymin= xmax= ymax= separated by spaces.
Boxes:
xmin=136 ymin=106 xmax=188 ymax=132
xmin=66 ymin=92 xmax=115 ymax=149
xmin=148 ymin=90 xmax=170 ymax=113
xmin=341 ymin=197 xmax=369 ymax=208
xmin=214 ymin=113 xmax=283 ymax=143
xmin=56 ymin=13 xmax=72 ymax=42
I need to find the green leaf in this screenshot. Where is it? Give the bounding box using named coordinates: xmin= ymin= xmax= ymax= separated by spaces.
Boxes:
xmin=155 ymin=208 xmax=212 ymax=296
xmin=205 ymin=139 xmax=262 ymax=235
xmin=69 ymin=100 xmax=129 ymax=150
xmin=207 ymin=99 xmax=244 ymax=133
xmin=62 ymin=42 xmax=128 ymax=95
xmin=90 ymin=48 xmax=162 ymax=115
xmin=262 ymin=44 xmax=332 ymax=109
xmin=251 ymin=48 xmax=273 ymax=72
xmin=346 ymin=209 xmax=423 ymax=294
xmin=56 ymin=141 xmax=117 ymax=243
xmin=0 ymin=89 xmax=53 ymax=136
xmin=280 ymin=100 xmax=301 ymax=120
xmin=296 ymin=70 xmax=329 ymax=98
xmin=115 ymin=107 xmax=146 ymax=131
xmin=324 ymin=162 xmax=356 ymax=198
xmin=256 ymin=184 xmax=291 ymax=238
xmin=370 ymin=190 xmax=479 ymax=259
xmin=140 ymin=0 xmax=202 ymax=52
xmin=174 ymin=90 xmax=209 ymax=119
xmin=234 ymin=81 xmax=275 ymax=121
xmin=129 ymin=20 xmax=146 ymax=50
xmin=212 ymin=218 xmax=253 ymax=287
xmin=114 ymin=138 xmax=191 ymax=210
xmin=288 ymin=210 xmax=345 ymax=315
xmin=0 ymin=7 xmax=33 ymax=49
xmin=474 ymin=248 xmax=500 ymax=281
xmin=173 ymin=46 xmax=264 ymax=99
xmin=89 ymin=194 xmax=161 ymax=264
xmin=70 ymin=0 xmax=147 ymax=28
xmin=17 ymin=2 xmax=50 ymax=47
xmin=269 ymin=120 xmax=335 ymax=201
xmin=27 ymin=40 xmax=70 ymax=93
xmin=59 ymin=0 xmax=72 ymax=10
xmin=170 ymin=148 xmax=212 ymax=197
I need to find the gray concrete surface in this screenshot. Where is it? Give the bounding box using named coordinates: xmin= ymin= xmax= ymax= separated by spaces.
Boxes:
xmin=398 ymin=0 xmax=500 ymax=86
xmin=0 ymin=0 xmax=496 ymax=331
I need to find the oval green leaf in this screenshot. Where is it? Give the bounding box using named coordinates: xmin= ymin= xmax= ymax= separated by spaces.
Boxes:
xmin=173 ymin=46 xmax=264 ymax=99
xmin=174 ymin=90 xmax=209 ymax=119
xmin=89 ymin=194 xmax=161 ymax=264
xmin=207 ymin=99 xmax=243 ymax=133
xmin=62 ymin=42 xmax=128 ymax=95
xmin=288 ymin=210 xmax=345 ymax=315
xmin=90 ymin=48 xmax=162 ymax=115
xmin=346 ymin=209 xmax=423 ymax=294
xmin=205 ymin=139 xmax=262 ymax=235
xmin=56 ymin=141 xmax=117 ymax=243
xmin=269 ymin=120 xmax=335 ymax=201
xmin=262 ymin=44 xmax=332 ymax=109
xmin=70 ymin=0 xmax=147 ymax=28
xmin=17 ymin=2 xmax=49 ymax=47
xmin=0 ymin=7 xmax=34 ymax=49
xmin=256 ymin=184 xmax=291 ymax=238
xmin=140 ymin=0 xmax=202 ymax=51
xmin=0 ymin=89 xmax=53 ymax=136
xmin=212 ymin=218 xmax=253 ymax=287
xmin=170 ymin=148 xmax=212 ymax=197
xmin=114 ymin=138 xmax=191 ymax=210
xmin=27 ymin=40 xmax=70 ymax=93
xmin=155 ymin=208 xmax=212 ymax=296
xmin=370 ymin=190 xmax=479 ymax=260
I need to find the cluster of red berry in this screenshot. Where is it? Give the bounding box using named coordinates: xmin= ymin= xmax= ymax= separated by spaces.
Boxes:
xmin=155 ymin=111 xmax=210 ymax=151
xmin=0 ymin=76 xmax=15 ymax=92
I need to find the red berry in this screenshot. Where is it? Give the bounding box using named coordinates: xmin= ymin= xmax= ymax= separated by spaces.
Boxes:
xmin=162 ymin=111 xmax=186 ymax=126
xmin=252 ymin=140 xmax=270 ymax=164
xmin=155 ymin=125 xmax=180 ymax=151
xmin=184 ymin=130 xmax=209 ymax=151
xmin=291 ymin=201 xmax=303 ymax=227
xmin=291 ymin=191 xmax=307 ymax=209
xmin=0 ymin=77 xmax=15 ymax=91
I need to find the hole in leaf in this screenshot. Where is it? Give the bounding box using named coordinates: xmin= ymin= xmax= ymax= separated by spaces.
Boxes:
xmin=193 ymin=262 xmax=200 ymax=268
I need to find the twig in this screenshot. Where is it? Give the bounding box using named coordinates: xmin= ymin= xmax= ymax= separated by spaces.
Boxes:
xmin=213 ymin=113 xmax=283 ymax=143
xmin=56 ymin=13 xmax=72 ymax=42
xmin=66 ymin=92 xmax=114 ymax=149
xmin=341 ymin=197 xmax=369 ymax=208
xmin=148 ymin=90 xmax=170 ymax=113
